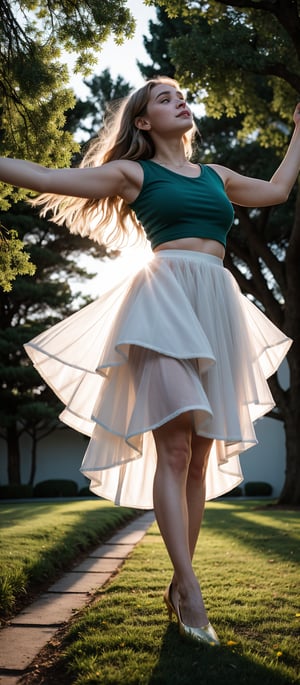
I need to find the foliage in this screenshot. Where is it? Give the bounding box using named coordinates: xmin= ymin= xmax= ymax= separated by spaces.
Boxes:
xmin=1 ymin=0 xmax=135 ymax=72
xmin=0 ymin=0 xmax=136 ymax=285
xmin=65 ymin=68 xmax=134 ymax=141
xmin=147 ymin=0 xmax=300 ymax=142
xmin=0 ymin=201 xmax=97 ymax=484
xmin=244 ymin=481 xmax=273 ymax=496
xmin=0 ymin=72 xmax=132 ymax=485
xmin=0 ymin=484 xmax=34 ymax=499
xmin=33 ymin=479 xmax=79 ymax=497
xmin=0 ymin=0 xmax=135 ymax=176
xmin=0 ymin=226 xmax=36 ymax=291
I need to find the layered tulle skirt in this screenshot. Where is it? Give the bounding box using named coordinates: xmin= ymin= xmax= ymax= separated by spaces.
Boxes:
xmin=24 ymin=250 xmax=292 ymax=508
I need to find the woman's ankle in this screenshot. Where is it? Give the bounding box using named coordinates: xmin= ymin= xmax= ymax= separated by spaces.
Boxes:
xmin=176 ymin=574 xmax=199 ymax=598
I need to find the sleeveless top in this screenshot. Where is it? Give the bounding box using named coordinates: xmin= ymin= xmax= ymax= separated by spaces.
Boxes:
xmin=129 ymin=160 xmax=234 ymax=249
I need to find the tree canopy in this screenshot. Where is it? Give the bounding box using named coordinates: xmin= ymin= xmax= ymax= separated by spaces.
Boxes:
xmin=0 ymin=0 xmax=135 ymax=207
xmin=0 ymin=70 xmax=132 ymax=486
xmin=0 ymin=0 xmax=135 ymax=288
xmin=147 ymin=0 xmax=300 ymax=145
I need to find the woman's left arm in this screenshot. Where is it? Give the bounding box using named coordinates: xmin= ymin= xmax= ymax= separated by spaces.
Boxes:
xmin=210 ymin=103 xmax=300 ymax=207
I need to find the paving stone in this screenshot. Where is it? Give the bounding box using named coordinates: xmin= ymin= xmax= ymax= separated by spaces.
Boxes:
xmin=89 ymin=542 xmax=135 ymax=558
xmin=0 ymin=511 xmax=156 ymax=679
xmin=10 ymin=592 xmax=90 ymax=626
xmin=48 ymin=571 xmax=111 ymax=593
xmin=109 ymin=529 xmax=151 ymax=545
xmin=0 ymin=675 xmax=21 ymax=685
xmin=109 ymin=513 xmax=155 ymax=541
xmin=0 ymin=626 xmax=56 ymax=671
xmin=125 ymin=515 xmax=155 ymax=530
xmin=74 ymin=556 xmax=123 ymax=573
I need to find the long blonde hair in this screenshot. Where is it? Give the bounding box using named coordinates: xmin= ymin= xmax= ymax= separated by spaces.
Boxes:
xmin=31 ymin=77 xmax=198 ymax=249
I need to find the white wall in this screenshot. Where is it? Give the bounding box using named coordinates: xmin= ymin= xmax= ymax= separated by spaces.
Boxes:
xmin=240 ymin=415 xmax=286 ymax=496
xmin=238 ymin=359 xmax=289 ymax=497
xmin=0 ymin=415 xmax=286 ymax=497
xmin=0 ymin=428 xmax=88 ymax=491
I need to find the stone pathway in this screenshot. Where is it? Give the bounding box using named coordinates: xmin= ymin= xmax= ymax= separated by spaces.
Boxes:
xmin=0 ymin=510 xmax=155 ymax=685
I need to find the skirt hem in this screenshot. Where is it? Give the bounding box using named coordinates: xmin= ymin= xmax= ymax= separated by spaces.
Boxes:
xmin=24 ymin=249 xmax=292 ymax=508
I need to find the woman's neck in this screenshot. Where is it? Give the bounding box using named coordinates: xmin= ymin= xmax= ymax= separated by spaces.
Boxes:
xmin=151 ymin=139 xmax=188 ymax=168
xmin=152 ymin=156 xmax=190 ymax=168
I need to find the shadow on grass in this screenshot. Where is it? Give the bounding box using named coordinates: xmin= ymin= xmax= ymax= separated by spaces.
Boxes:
xmin=148 ymin=624 xmax=296 ymax=685
xmin=203 ymin=501 xmax=300 ymax=565
xmin=0 ymin=502 xmax=64 ymax=527
xmin=0 ymin=501 xmax=138 ymax=619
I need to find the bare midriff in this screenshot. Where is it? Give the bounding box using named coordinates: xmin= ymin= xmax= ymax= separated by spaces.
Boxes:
xmin=153 ymin=236 xmax=225 ymax=260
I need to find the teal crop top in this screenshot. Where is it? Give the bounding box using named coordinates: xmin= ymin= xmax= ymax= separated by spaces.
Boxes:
xmin=129 ymin=160 xmax=234 ymax=249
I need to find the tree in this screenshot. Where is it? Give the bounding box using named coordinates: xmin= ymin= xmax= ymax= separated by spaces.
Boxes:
xmin=144 ymin=1 xmax=300 ymax=503
xmin=0 ymin=226 xmax=36 ymax=292
xmin=0 ymin=202 xmax=94 ymax=484
xmin=65 ymin=68 xmax=134 ymax=140
xmin=0 ymin=71 xmax=132 ymax=486
xmin=0 ymin=0 xmax=135 ymax=284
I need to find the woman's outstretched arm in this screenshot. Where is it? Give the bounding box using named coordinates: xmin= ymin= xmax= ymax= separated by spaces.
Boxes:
xmin=0 ymin=158 xmax=141 ymax=201
xmin=210 ymin=102 xmax=300 ymax=208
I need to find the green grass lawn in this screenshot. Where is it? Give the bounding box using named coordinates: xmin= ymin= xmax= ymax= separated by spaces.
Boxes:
xmin=25 ymin=500 xmax=299 ymax=685
xmin=1 ymin=500 xmax=299 ymax=684
xmin=0 ymin=499 xmax=137 ymax=619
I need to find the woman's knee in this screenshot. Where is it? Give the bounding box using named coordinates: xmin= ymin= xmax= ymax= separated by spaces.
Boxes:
xmin=188 ymin=436 xmax=213 ymax=483
xmin=153 ymin=414 xmax=192 ymax=475
xmin=188 ymin=458 xmax=207 ymax=484
xmin=167 ymin=437 xmax=191 ymax=475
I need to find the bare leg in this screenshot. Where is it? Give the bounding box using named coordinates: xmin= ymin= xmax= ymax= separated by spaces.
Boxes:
xmin=186 ymin=433 xmax=213 ymax=557
xmin=170 ymin=433 xmax=213 ymax=622
xmin=153 ymin=414 xmax=212 ymax=627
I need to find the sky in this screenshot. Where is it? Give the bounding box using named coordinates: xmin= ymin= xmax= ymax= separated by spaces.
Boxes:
xmin=70 ymin=0 xmax=157 ymax=98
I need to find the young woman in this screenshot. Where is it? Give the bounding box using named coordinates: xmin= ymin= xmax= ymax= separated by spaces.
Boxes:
xmin=1 ymin=77 xmax=299 ymax=646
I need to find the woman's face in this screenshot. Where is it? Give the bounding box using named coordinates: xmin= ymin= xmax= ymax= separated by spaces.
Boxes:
xmin=137 ymin=83 xmax=193 ymax=137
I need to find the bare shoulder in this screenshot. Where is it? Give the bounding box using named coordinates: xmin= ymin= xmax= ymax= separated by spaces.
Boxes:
xmin=206 ymin=163 xmax=248 ymax=196
xmin=206 ymin=163 xmax=229 ymax=183
xmin=111 ymin=159 xmax=144 ymax=203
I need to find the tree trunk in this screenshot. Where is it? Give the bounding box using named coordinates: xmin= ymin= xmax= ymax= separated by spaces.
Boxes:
xmin=278 ymin=330 xmax=300 ymax=505
xmin=278 ymin=181 xmax=300 ymax=505
xmin=279 ymin=412 xmax=300 ymax=505
xmin=28 ymin=436 xmax=37 ymax=486
xmin=7 ymin=425 xmax=21 ymax=484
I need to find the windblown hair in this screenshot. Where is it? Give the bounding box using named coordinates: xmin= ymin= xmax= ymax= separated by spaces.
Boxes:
xmin=31 ymin=77 xmax=198 ymax=249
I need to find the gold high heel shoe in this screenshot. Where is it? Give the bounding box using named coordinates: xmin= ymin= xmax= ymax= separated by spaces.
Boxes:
xmin=164 ymin=584 xmax=220 ymax=646
xmin=177 ymin=604 xmax=220 ymax=646
xmin=163 ymin=583 xmax=177 ymax=621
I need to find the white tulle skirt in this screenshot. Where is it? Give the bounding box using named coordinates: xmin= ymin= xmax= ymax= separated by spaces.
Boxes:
xmin=24 ymin=250 xmax=292 ymax=508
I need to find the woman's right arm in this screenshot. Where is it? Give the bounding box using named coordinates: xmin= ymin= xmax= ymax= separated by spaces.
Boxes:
xmin=0 ymin=157 xmax=141 ymax=200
